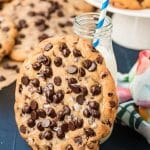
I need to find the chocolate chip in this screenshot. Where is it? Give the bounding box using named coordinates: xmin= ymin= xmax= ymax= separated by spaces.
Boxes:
xmin=42 ymin=119 xmax=51 ymax=128
xmin=47 ymin=108 xmax=56 ymax=118
xmin=37 ymin=86 xmax=43 ymax=94
xmin=15 ymin=38 xmax=21 ymax=45
xmin=74 ymin=118 xmax=83 ymax=128
xmin=90 ymin=85 xmax=101 ymax=96
xmin=27 ymin=11 xmax=36 ymax=16
xmin=48 ymin=2 xmax=59 ymax=14
xmin=37 ymin=109 xmax=46 ymax=118
xmin=38 ymin=67 xmax=53 ymax=79
xmin=65 ymin=144 xmax=73 ymax=150
xmin=49 ymin=120 xmax=57 ymax=130
xmin=69 ymin=84 xmax=81 ymax=94
xmin=37 ymin=55 xmax=51 ymax=66
xmin=109 ymin=101 xmax=116 ymax=108
xmin=44 ymin=83 xmax=54 ymax=99
xmin=17 ymin=19 xmax=28 ymax=30
xmin=79 ymin=67 xmax=86 ymax=77
xmin=108 ymin=92 xmax=113 ymax=97
xmin=101 ymin=120 xmax=112 ymax=127
xmin=67 ymin=65 xmax=78 ymax=74
xmin=57 ymin=10 xmax=64 ymax=17
xmin=35 ymin=19 xmax=45 ymax=26
xmin=84 ymin=128 xmax=96 ymax=137
xmin=57 ymin=110 xmax=65 ymax=121
xmin=68 ymin=78 xmax=77 ymax=84
xmin=88 ymin=101 xmax=99 ymax=110
xmin=56 ymin=129 xmax=65 ymax=139
xmin=61 ymin=122 xmax=69 ymax=133
xmin=44 ymin=43 xmax=53 ymax=51
xmin=32 ymin=62 xmax=42 ymax=71
xmin=96 ymin=55 xmax=103 ymax=64
xmin=31 ymin=78 xmax=40 ymax=87
xmin=21 ymin=76 xmax=30 ymax=86
xmin=65 ymin=21 xmax=73 ymax=26
xmin=37 ymin=11 xmax=45 ymax=17
xmin=81 ymin=86 xmax=88 ymax=96
xmin=20 ymin=125 xmax=26 ymax=134
xmin=38 ymin=22 xmax=48 ymax=30
xmin=74 ymin=136 xmax=82 ymax=145
xmin=54 ymin=76 xmax=62 ymax=86
xmin=88 ymin=62 xmax=97 ymax=72
xmin=73 ymin=49 xmax=82 ymax=57
xmin=37 ymin=122 xmax=44 ymax=131
xmin=63 ymin=105 xmax=71 ymax=115
xmin=22 ymin=104 xmax=31 ymax=114
xmin=53 ymin=90 xmax=64 ymax=103
xmin=76 ymin=94 xmax=85 ymax=105
xmin=44 ymin=130 xmax=53 ymax=140
xmin=38 ymin=34 xmax=49 ymax=42
xmin=68 ymin=121 xmax=76 ymax=131
xmin=31 ymin=111 xmax=38 ymax=120
xmin=54 ymin=57 xmax=62 ymax=67
xmin=82 ymin=59 xmax=92 ymax=69
xmin=0 ymin=75 xmax=6 ymax=81
xmin=39 ymin=133 xmax=44 ymax=140
xmin=27 ymin=118 xmax=35 ymax=128
xmin=60 ymin=43 xmax=70 ymax=57
xmin=19 ymin=84 xmax=23 ymax=93
xmin=101 ymin=72 xmax=108 ymax=79
xmin=83 ymin=109 xmax=91 ymax=118
xmin=30 ymin=100 xmax=38 ymax=110
xmin=2 ymin=27 xmax=9 ymax=32
xmin=91 ymin=109 xmax=100 ymax=118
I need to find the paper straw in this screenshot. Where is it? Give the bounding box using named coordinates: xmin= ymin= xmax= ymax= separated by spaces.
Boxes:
xmin=93 ymin=0 xmax=109 ymax=47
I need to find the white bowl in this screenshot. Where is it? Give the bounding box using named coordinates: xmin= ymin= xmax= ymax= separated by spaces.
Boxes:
xmin=85 ymin=0 xmax=150 ymax=50
xmin=112 ymin=14 xmax=150 ymax=50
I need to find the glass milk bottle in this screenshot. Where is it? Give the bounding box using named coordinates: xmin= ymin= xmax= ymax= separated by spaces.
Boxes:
xmin=73 ymin=13 xmax=117 ymax=82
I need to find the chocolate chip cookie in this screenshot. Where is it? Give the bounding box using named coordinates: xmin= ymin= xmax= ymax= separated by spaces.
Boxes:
xmin=0 ymin=0 xmax=12 ymax=3
xmin=0 ymin=58 xmax=21 ymax=90
xmin=15 ymin=35 xmax=118 ymax=150
xmin=1 ymin=0 xmax=95 ymax=62
xmin=111 ymin=0 xmax=150 ymax=9
xmin=0 ymin=15 xmax=17 ymax=62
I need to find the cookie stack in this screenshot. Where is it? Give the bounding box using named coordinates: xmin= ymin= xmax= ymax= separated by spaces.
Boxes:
xmin=0 ymin=0 xmax=95 ymax=89
xmin=111 ymin=0 xmax=150 ymax=9
xmin=15 ymin=35 xmax=118 ymax=150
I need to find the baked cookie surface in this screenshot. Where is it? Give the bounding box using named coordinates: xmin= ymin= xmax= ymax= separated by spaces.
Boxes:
xmin=111 ymin=0 xmax=150 ymax=9
xmin=1 ymin=0 xmax=95 ymax=61
xmin=15 ymin=35 xmax=118 ymax=150
xmin=0 ymin=15 xmax=17 ymax=62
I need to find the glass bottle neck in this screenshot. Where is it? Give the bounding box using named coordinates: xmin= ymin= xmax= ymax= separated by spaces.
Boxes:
xmin=73 ymin=12 xmax=112 ymax=40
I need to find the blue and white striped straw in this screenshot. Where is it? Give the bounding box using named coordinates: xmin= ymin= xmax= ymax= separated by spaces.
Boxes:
xmin=93 ymin=0 xmax=110 ymax=47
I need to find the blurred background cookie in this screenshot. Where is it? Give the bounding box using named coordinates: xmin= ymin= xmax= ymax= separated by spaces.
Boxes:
xmin=111 ymin=0 xmax=150 ymax=9
xmin=1 ymin=0 xmax=95 ymax=62
xmin=0 ymin=58 xmax=21 ymax=90
xmin=0 ymin=15 xmax=17 ymax=62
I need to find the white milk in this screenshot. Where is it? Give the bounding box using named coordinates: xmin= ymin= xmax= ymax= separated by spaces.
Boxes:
xmin=96 ymin=45 xmax=117 ymax=83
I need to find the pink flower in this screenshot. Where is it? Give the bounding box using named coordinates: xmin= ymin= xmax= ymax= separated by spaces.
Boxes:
xmin=136 ymin=50 xmax=150 ymax=75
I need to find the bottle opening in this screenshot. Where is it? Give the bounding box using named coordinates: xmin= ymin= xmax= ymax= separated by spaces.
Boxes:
xmin=73 ymin=12 xmax=112 ymax=39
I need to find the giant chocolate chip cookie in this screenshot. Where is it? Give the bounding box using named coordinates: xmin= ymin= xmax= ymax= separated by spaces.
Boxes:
xmin=15 ymin=35 xmax=118 ymax=150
